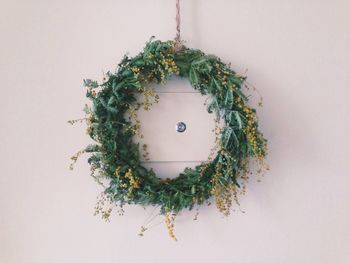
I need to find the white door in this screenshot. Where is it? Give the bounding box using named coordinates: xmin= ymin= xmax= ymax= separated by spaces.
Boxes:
xmin=134 ymin=76 xmax=217 ymax=178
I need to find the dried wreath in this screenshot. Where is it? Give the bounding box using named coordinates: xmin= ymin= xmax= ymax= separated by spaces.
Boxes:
xmin=70 ymin=38 xmax=268 ymax=240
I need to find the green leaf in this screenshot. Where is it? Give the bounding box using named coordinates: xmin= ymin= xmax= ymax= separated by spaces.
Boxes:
xmin=133 ymin=59 xmax=145 ymax=67
xmin=191 ymin=185 xmax=196 ymax=194
xmin=222 ymin=127 xmax=232 ymax=148
xmin=230 ymin=77 xmax=243 ymax=87
xmin=222 ymin=127 xmax=239 ymax=148
xmin=85 ymin=144 xmax=99 ymax=152
xmin=213 ymin=78 xmax=222 ymax=92
xmin=207 ymin=97 xmax=220 ymax=119
xmin=224 ymin=89 xmax=233 ymax=109
xmin=121 ymin=69 xmax=132 ymax=78
xmin=189 ymin=68 xmax=199 ymax=86
xmin=191 ymin=57 xmax=207 ymax=66
xmin=123 ymin=78 xmax=141 ymax=90
xmin=106 ymin=106 xmax=118 ymax=114
xmin=228 ymin=111 xmax=243 ymax=129
xmin=191 ymin=57 xmax=213 ymax=74
xmin=107 ymin=96 xmax=115 ymax=106
xmin=231 ymin=129 xmax=239 ymax=146
xmin=235 ymin=89 xmax=248 ymax=101
xmin=83 ymin=79 xmax=98 ymax=88
xmin=233 ymin=111 xmax=243 ymax=129
xmin=112 ymin=80 xmax=125 ymax=96
xmin=99 ymin=97 xmax=107 ymax=108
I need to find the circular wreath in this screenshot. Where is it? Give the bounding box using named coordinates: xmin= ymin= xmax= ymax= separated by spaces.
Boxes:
xmin=70 ymin=38 xmax=267 ymax=238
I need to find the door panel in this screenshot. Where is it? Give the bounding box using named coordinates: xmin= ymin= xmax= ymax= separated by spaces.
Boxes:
xmin=133 ymin=77 xmax=217 ymax=178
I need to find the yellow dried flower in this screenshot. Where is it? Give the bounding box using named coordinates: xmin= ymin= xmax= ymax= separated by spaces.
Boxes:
xmin=164 ymin=213 xmax=177 ymax=241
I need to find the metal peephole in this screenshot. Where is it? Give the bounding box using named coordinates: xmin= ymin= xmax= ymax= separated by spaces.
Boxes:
xmin=175 ymin=122 xmax=186 ymax=133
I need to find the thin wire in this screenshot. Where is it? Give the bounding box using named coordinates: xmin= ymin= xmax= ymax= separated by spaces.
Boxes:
xmin=146 ymin=220 xmax=164 ymax=230
xmin=142 ymin=206 xmax=159 ymax=226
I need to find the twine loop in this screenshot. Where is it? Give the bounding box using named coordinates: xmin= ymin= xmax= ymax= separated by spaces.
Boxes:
xmin=174 ymin=0 xmax=183 ymax=52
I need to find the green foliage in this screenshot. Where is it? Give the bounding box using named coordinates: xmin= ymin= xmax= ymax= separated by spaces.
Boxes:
xmin=75 ymin=38 xmax=268 ymax=216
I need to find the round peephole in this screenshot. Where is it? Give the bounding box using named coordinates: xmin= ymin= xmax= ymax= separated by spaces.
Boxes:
xmin=175 ymin=122 xmax=186 ymax=133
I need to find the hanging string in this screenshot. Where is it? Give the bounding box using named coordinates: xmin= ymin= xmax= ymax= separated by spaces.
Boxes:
xmin=174 ymin=0 xmax=182 ymax=51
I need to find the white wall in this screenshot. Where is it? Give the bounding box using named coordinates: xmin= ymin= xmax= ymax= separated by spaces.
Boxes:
xmin=1 ymin=0 xmax=350 ymax=262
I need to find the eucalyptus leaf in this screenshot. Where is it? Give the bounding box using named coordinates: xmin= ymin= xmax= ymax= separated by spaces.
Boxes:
xmin=189 ymin=68 xmax=199 ymax=86
xmin=224 ymin=89 xmax=234 ymax=109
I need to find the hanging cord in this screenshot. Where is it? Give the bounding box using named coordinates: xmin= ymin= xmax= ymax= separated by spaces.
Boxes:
xmin=174 ymin=0 xmax=183 ymax=51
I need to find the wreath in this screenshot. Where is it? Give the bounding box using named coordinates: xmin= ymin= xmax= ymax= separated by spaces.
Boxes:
xmin=70 ymin=38 xmax=268 ymax=240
